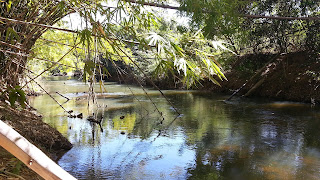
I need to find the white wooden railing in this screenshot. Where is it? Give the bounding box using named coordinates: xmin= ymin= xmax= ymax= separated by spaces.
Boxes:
xmin=0 ymin=120 xmax=76 ymax=180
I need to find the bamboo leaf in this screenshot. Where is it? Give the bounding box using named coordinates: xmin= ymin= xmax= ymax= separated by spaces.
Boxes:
xmin=97 ymin=22 xmax=106 ymax=37
xmin=5 ymin=27 xmax=20 ymax=43
xmin=6 ymin=0 xmax=12 ymax=12
xmin=8 ymin=86 xmax=26 ymax=108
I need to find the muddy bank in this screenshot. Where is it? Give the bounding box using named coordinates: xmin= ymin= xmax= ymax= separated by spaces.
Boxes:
xmin=0 ymin=101 xmax=72 ymax=179
xmin=0 ymin=101 xmax=72 ymax=156
xmin=101 ymin=51 xmax=320 ymax=104
xmin=201 ymin=51 xmax=320 ymax=104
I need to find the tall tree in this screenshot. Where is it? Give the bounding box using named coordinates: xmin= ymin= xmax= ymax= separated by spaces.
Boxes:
xmin=177 ymin=0 xmax=320 ymax=54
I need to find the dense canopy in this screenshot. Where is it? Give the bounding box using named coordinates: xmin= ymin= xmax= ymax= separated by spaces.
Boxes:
xmin=0 ymin=0 xmax=319 ymax=107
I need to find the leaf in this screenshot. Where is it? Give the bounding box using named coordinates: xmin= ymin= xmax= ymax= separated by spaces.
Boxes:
xmin=79 ymin=29 xmax=92 ymax=46
xmin=174 ymin=58 xmax=187 ymax=76
xmin=8 ymin=86 xmax=26 ymax=108
xmin=5 ymin=27 xmax=20 ymax=44
xmin=12 ymin=160 xmax=22 ymax=175
xmin=211 ymin=40 xmax=237 ymax=55
xmin=97 ymin=22 xmax=106 ymax=37
xmin=212 ymin=63 xmax=227 ymax=80
xmin=8 ymin=90 xmax=17 ymax=107
xmin=170 ymin=42 xmax=185 ymax=57
xmin=6 ymin=0 xmax=12 ymax=12
xmin=84 ymin=60 xmax=95 ymax=76
xmin=99 ymin=80 xmax=107 ymax=93
xmin=208 ymin=75 xmax=221 ymax=87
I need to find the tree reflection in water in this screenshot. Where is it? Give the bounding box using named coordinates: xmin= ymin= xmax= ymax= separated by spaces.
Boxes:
xmin=29 ymin=79 xmax=320 ymax=179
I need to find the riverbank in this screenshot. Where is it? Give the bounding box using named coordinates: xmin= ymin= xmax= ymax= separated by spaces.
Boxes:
xmin=198 ymin=51 xmax=320 ymax=104
xmin=107 ymin=51 xmax=320 ymax=104
xmin=0 ymin=101 xmax=72 ymax=179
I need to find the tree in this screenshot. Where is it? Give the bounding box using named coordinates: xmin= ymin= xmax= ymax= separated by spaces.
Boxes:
xmin=0 ymin=0 xmax=227 ymax=107
xmin=177 ymin=0 xmax=320 ymax=54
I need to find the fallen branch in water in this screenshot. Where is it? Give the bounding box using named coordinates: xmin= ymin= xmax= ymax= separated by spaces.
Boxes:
xmin=226 ymin=54 xmax=280 ymax=101
xmin=56 ymin=91 xmax=70 ymax=101
xmin=25 ymin=74 xmax=71 ymax=114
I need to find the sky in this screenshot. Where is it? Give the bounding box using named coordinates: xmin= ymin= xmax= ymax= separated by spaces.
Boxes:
xmin=62 ymin=0 xmax=190 ymax=30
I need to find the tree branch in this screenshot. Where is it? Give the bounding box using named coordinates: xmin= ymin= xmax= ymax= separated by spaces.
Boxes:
xmin=124 ymin=0 xmax=320 ymax=21
xmin=0 ymin=17 xmax=151 ymax=46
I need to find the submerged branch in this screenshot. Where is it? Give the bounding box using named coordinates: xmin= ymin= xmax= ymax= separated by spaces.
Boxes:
xmin=26 ymin=74 xmax=70 ymax=114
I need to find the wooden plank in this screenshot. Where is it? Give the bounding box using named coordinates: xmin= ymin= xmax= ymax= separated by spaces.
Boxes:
xmin=0 ymin=120 xmax=76 ymax=180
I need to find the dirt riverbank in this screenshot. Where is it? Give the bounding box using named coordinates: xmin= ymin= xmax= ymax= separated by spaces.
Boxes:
xmin=201 ymin=51 xmax=320 ymax=104
xmin=0 ymin=101 xmax=72 ymax=179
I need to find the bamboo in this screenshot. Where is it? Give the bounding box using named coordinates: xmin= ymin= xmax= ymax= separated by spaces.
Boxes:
xmin=0 ymin=17 xmax=149 ymax=46
xmin=0 ymin=41 xmax=27 ymax=52
xmin=0 ymin=120 xmax=76 ymax=180
xmin=105 ymin=37 xmax=181 ymax=115
xmin=21 ymin=42 xmax=80 ymax=89
xmin=244 ymin=78 xmax=265 ymax=97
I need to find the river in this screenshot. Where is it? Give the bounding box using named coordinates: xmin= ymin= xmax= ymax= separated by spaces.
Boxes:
xmin=28 ymin=77 xmax=320 ymax=180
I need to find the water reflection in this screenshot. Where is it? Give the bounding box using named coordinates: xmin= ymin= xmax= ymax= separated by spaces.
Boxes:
xmin=29 ymin=77 xmax=320 ymax=179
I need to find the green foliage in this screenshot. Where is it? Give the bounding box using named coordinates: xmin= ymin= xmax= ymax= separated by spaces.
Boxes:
xmin=7 ymin=86 xmax=26 ymax=108
xmin=79 ymin=29 xmax=93 ymax=47
xmin=178 ymin=0 xmax=320 ymax=55
xmin=11 ymin=159 xmax=22 ymax=175
xmin=29 ymin=28 xmax=82 ymax=75
xmin=2 ymin=0 xmax=234 ymax=97
xmin=5 ymin=27 xmax=19 ymax=44
xmin=83 ymin=60 xmax=95 ymax=81
xmin=6 ymin=0 xmax=12 ymax=12
xmin=178 ymin=0 xmax=241 ymax=38
xmin=120 ymin=15 xmax=233 ymax=87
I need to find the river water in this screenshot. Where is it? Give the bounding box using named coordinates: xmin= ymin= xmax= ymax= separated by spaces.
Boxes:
xmin=29 ymin=77 xmax=320 ymax=180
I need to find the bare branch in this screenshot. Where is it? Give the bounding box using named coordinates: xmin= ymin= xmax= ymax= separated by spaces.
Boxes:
xmin=0 ymin=41 xmax=27 ymax=52
xmin=242 ymin=14 xmax=320 ymax=21
xmin=0 ymin=49 xmax=29 ymax=57
xmin=124 ymin=0 xmax=179 ymax=10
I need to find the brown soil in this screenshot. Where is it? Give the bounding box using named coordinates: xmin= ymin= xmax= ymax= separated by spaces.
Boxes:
xmin=202 ymin=51 xmax=320 ymax=104
xmin=0 ymin=147 xmax=43 ymax=180
xmin=0 ymin=101 xmax=72 ymax=179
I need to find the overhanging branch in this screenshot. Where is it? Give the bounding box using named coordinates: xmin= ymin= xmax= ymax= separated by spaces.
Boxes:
xmin=124 ymin=0 xmax=320 ymax=21
xmin=0 ymin=17 xmax=149 ymax=46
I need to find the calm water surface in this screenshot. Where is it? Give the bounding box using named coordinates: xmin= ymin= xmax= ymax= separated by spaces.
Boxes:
xmin=29 ymin=77 xmax=320 ymax=180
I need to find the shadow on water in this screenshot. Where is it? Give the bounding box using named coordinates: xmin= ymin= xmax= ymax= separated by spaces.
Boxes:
xmin=29 ymin=77 xmax=320 ymax=179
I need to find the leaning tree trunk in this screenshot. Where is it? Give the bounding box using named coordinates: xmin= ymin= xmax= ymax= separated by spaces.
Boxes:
xmin=0 ymin=0 xmax=73 ymax=98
